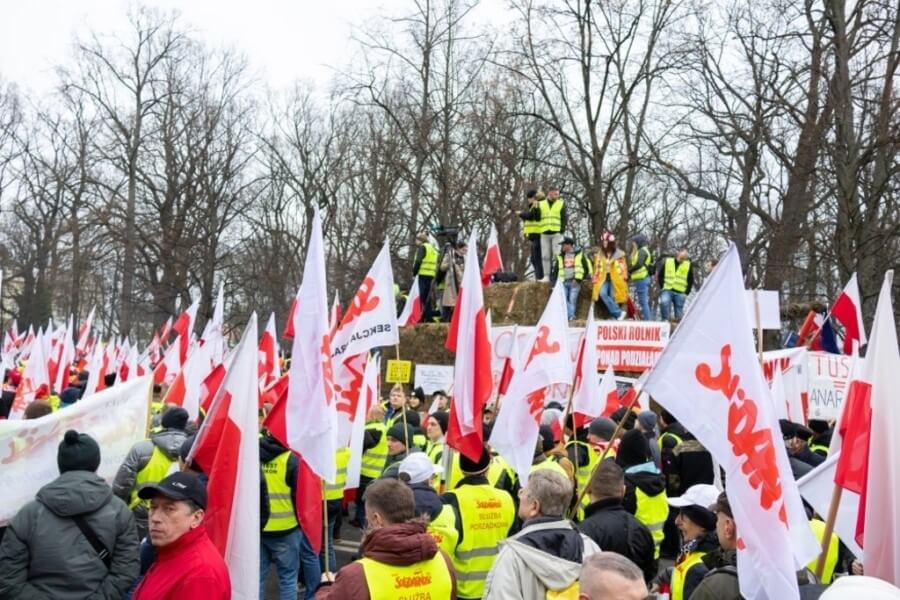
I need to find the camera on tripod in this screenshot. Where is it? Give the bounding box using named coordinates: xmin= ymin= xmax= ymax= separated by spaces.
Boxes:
xmin=430 ymin=224 xmax=459 ymax=247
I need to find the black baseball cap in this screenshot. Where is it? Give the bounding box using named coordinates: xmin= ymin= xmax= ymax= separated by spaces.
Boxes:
xmin=138 ymin=471 xmax=208 ymax=509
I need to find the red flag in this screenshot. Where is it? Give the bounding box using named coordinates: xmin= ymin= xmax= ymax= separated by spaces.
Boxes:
xmin=158 ymin=316 xmax=174 ymax=344
xmin=498 ymin=326 xmax=521 ymax=396
xmin=189 ymin=315 xmax=260 ymax=597
xmin=796 ymin=310 xmax=819 ymax=346
xmin=283 ymin=297 xmax=299 ymax=340
xmin=445 ymin=230 xmax=493 ymax=461
xmin=329 ymin=292 xmax=342 ymax=339
xmin=397 ymin=276 xmax=423 ymax=327
xmin=9 ymin=327 xmax=50 ymax=419
xmin=834 ymin=379 xmax=871 ymax=497
xmin=481 ymin=223 xmax=503 ymax=286
xmin=199 ymin=364 xmax=227 ymax=415
xmin=76 ymin=306 xmax=95 ymax=354
xmin=153 ymin=334 xmax=183 ymax=385
xmin=831 ymin=273 xmax=868 ymax=355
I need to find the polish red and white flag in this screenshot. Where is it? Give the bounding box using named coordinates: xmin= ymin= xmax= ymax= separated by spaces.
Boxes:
xmin=189 ymin=314 xmax=260 ymax=599
xmin=172 ymin=299 xmax=199 ymax=365
xmin=642 ymin=244 xmax=818 ymax=600
xmin=9 ymin=327 xmax=51 ymax=419
xmin=490 ymin=280 xmax=572 ymax=484
xmin=481 ymin=223 xmax=503 ymax=286
xmin=445 ymin=229 xmax=493 ymax=461
xmin=76 ymin=306 xmax=95 ymax=355
xmin=258 ymin=312 xmax=280 ymax=389
xmin=398 ymin=276 xmax=423 ymax=327
xmin=831 ymin=272 xmax=868 ymax=355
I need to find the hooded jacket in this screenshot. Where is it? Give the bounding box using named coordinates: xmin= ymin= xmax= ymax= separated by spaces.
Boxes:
xmin=410 ymin=482 xmax=444 ymax=520
xmin=578 ymin=497 xmax=657 ymax=583
xmin=623 ymin=463 xmax=667 ymax=515
xmin=0 ymin=470 xmax=139 ymax=600
xmin=131 ymin=524 xmax=230 ymax=600
xmin=113 ymin=429 xmax=187 ymax=503
xmin=482 ymin=516 xmax=600 ymax=600
xmin=316 ymin=521 xmax=457 ymax=599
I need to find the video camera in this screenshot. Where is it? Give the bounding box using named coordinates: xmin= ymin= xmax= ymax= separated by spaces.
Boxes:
xmin=430 ymin=224 xmax=459 ymax=246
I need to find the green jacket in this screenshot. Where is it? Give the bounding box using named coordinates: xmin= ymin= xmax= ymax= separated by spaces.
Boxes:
xmin=688 ymin=548 xmax=742 ymax=600
xmin=0 ymin=470 xmax=140 ymax=600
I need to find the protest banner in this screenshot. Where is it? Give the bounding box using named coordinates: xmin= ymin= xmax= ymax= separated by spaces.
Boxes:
xmin=0 ymin=375 xmax=151 ymax=524
xmin=414 ymin=364 xmax=454 ymax=395
xmin=806 ymin=351 xmax=855 ymax=421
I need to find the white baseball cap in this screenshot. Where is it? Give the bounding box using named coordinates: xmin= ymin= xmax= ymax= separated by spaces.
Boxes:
xmin=821 ymin=576 xmax=900 ymax=599
xmin=667 ymin=484 xmax=721 ymax=510
xmin=398 ymin=452 xmax=439 ymax=485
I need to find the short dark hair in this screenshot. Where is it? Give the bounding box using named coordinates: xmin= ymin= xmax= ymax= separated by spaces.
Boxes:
xmin=364 ymin=479 xmax=415 ymax=524
xmin=589 ymin=459 xmax=625 ymax=500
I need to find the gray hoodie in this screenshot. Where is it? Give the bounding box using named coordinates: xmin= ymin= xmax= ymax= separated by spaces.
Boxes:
xmin=0 ymin=470 xmax=139 ymax=600
xmin=483 ymin=518 xmax=601 ymax=600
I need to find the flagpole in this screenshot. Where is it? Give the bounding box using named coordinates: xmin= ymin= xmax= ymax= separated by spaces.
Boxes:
xmin=561 ymin=329 xmax=587 ymax=508
xmin=814 ymin=485 xmax=843 ymax=580
xmin=569 ymin=388 xmax=639 ymax=516
xmin=754 ymin=290 xmax=764 ymax=364
xmin=322 ymin=494 xmax=331 ymax=576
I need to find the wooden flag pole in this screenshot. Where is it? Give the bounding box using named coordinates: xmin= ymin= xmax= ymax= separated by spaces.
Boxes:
xmin=569 ymin=389 xmax=640 ymax=517
xmin=814 ymin=484 xmax=843 ymax=581
xmin=322 ymin=494 xmax=331 ymax=575
xmin=754 ymin=290 xmax=764 ymax=364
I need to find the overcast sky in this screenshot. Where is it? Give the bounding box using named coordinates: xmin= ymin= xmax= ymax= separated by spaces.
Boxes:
xmin=0 ymin=0 xmax=510 ymax=96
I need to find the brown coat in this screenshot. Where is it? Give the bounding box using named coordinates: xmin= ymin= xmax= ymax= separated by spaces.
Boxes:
xmin=315 ymin=521 xmax=457 ymax=600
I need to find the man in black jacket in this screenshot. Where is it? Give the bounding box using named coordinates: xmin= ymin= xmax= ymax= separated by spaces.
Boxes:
xmin=259 ymin=433 xmax=321 ymax=600
xmin=578 ymin=460 xmax=657 ymax=583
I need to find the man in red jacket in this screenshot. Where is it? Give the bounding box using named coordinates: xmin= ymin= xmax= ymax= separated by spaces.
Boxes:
xmin=132 ymin=472 xmax=231 ymax=600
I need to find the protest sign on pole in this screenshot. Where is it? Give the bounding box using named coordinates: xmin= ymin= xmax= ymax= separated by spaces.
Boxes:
xmin=414 ymin=364 xmax=454 ymax=395
xmin=0 ymin=375 xmax=152 ymax=525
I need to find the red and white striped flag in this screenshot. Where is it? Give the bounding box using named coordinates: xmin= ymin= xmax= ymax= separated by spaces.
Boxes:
xmin=398 ymin=276 xmax=423 ymax=327
xmin=153 ymin=334 xmax=183 ymax=386
xmin=76 ymin=306 xmax=95 ymax=355
xmin=346 ymin=353 xmax=380 ymax=489
xmin=258 ymin=312 xmax=280 ymax=389
xmin=572 ymin=307 xmax=617 ymax=427
xmin=165 ymin=341 xmax=215 ymax=419
xmin=481 ymin=223 xmax=503 ymax=286
xmin=641 ymin=244 xmax=818 ymax=600
xmin=445 ymin=229 xmax=493 ymax=461
xmin=52 ymin=316 xmax=75 ymax=393
xmin=329 ymin=292 xmax=342 ymax=339
xmin=82 ymin=341 xmax=105 ymax=397
xmin=172 ymin=299 xmax=199 ymax=364
xmin=200 ymin=284 xmax=226 ymax=364
xmin=190 ymin=314 xmax=260 ymax=599
xmin=831 ymin=272 xmax=868 ymax=355
xmin=9 ymin=327 xmax=51 ymax=419
xmin=490 ymin=280 xmax=572 ymax=483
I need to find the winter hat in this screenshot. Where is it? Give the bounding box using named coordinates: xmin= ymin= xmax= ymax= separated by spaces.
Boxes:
xmin=59 ymin=386 xmax=81 ymax=407
xmin=615 ymin=429 xmax=652 ymax=469
xmin=679 ymin=504 xmax=717 ymax=531
xmin=637 ymin=411 xmax=658 ymax=434
xmin=386 ymin=423 xmax=415 ymax=447
xmin=429 ymin=411 xmax=449 ymax=434
xmin=589 ymin=417 xmax=617 ymax=441
xmin=161 ymin=406 xmax=190 ymax=431
xmin=398 ymin=453 xmax=438 ymax=485
xmin=58 ymin=430 xmax=101 ymax=473
xmin=459 ymin=446 xmax=492 ymax=475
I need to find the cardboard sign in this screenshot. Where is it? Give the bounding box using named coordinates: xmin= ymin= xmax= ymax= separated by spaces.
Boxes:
xmin=746 ymin=290 xmax=781 ymax=329
xmin=385 ymin=359 xmax=412 ymax=384
xmin=414 ymin=364 xmax=454 ymax=395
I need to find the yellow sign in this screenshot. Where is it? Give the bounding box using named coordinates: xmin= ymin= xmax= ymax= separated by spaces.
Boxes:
xmin=386 ymin=359 xmax=412 ymax=384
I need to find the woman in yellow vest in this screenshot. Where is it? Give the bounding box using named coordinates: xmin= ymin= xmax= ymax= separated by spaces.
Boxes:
xmin=591 ymin=232 xmax=629 ymax=320
xmin=661 ymin=484 xmax=722 ymax=600
xmin=317 ymin=479 xmax=456 ymax=599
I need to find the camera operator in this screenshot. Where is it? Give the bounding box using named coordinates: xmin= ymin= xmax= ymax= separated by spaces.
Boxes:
xmin=438 ymin=239 xmax=468 ymax=322
xmin=519 ymin=189 xmax=544 ymax=280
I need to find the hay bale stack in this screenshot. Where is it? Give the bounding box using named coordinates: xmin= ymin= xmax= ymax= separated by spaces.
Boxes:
xmin=484 ymin=280 xmax=597 ymax=325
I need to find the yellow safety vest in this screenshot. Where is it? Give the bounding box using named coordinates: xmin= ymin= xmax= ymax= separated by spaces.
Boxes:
xmin=130 ymin=445 xmax=175 ymax=509
xmin=413 ymin=432 xmax=428 ymax=451
xmin=671 ymin=550 xmax=707 ymax=600
xmin=323 ymin=447 xmax=350 ymax=501
xmin=630 ymin=246 xmax=652 ymax=281
xmin=445 ymin=483 xmax=516 ymax=599
xmin=150 ymin=401 xmax=164 ymax=414
xmin=663 ymin=258 xmax=691 ymax=293
xmin=530 ymin=457 xmax=569 ymax=480
xmin=428 ymin=504 xmax=460 ymax=557
xmin=361 ymin=422 xmax=388 ymax=479
xmin=634 ymin=487 xmax=669 ymax=559
xmin=539 ymin=199 xmax=565 ymax=233
xmin=807 ymin=518 xmax=839 ymax=584
xmin=658 ymin=431 xmax=684 ymax=450
xmin=49 ymin=395 xmax=60 ymax=412
xmin=809 ymin=443 xmax=829 ymax=457
xmin=418 ymin=243 xmax=439 ymax=278
xmin=426 ymin=440 xmax=444 ymax=464
xmin=359 ymin=552 xmax=453 ymax=600
xmin=523 ymin=212 xmax=542 ymax=237
xmin=487 ymin=455 xmax=516 ymax=490
xmin=556 ymin=251 xmax=587 ymax=281
xmin=566 ymin=440 xmax=600 ymax=511
xmin=262 ymin=451 xmax=298 ymax=533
